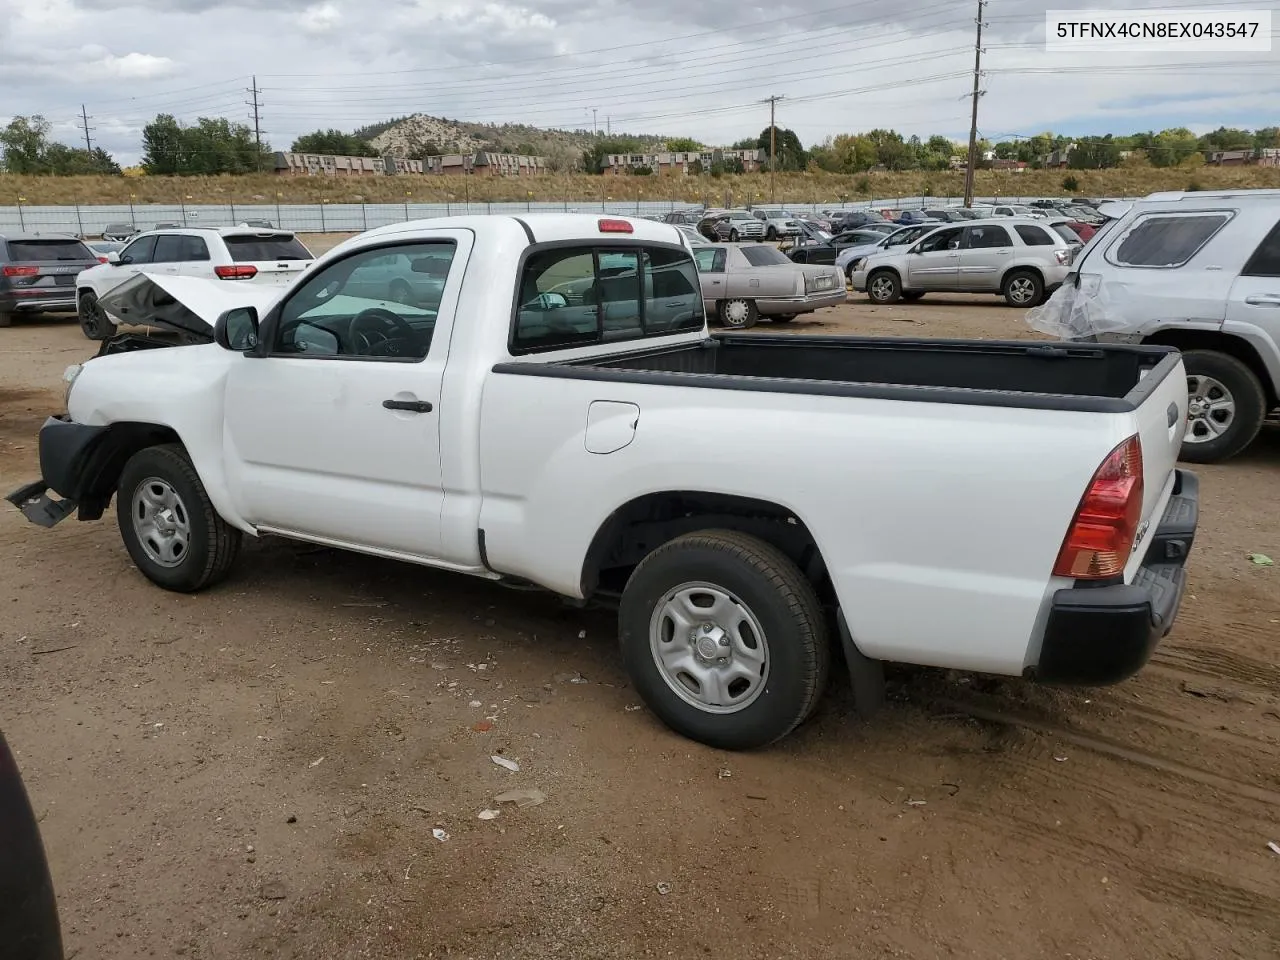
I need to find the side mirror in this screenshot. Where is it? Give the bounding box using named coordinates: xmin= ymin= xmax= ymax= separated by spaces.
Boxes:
xmin=214 ymin=306 xmax=260 ymax=352
xmin=105 ymin=252 xmax=120 ymax=264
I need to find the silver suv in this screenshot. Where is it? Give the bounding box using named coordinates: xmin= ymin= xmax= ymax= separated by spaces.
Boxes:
xmin=1056 ymin=188 xmax=1280 ymax=463
xmin=852 ymin=217 xmax=1076 ymax=306
xmin=750 ymin=208 xmax=802 ymax=240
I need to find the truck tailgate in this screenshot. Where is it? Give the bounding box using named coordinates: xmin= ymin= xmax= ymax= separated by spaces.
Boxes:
xmin=1128 ymin=354 xmax=1189 ymax=578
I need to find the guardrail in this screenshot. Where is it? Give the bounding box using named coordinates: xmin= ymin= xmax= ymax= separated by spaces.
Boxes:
xmin=0 ymin=197 xmax=1136 ymax=236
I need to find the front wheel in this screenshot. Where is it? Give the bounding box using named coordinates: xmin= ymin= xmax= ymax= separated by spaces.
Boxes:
xmin=117 ymin=444 xmax=241 ymax=593
xmin=766 ymin=227 xmax=777 ymax=241
xmin=619 ymin=530 xmax=831 ymax=750
xmin=1001 ymin=270 xmax=1043 ymax=306
xmin=78 ymin=291 xmax=111 ymax=340
xmin=729 ymin=229 xmax=739 ymax=242
xmin=1178 ymin=350 xmax=1267 ymax=463
xmin=718 ymin=298 xmax=758 ymax=329
xmin=867 ymin=270 xmax=901 ymax=304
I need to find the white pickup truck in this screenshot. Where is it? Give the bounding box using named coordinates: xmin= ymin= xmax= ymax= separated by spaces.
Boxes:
xmin=8 ymin=214 xmax=1200 ymax=750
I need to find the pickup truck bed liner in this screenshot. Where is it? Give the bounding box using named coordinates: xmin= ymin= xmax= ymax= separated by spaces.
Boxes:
xmin=495 ymin=334 xmax=1180 ymax=414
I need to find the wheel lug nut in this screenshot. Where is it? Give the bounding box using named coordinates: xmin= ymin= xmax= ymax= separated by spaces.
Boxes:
xmin=718 ymin=637 xmax=729 ymax=646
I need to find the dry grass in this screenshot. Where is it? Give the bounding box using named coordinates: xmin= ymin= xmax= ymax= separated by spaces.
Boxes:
xmin=3 ymin=166 xmax=1279 ymax=206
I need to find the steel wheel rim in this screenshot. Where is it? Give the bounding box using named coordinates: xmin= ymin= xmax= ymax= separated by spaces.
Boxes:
xmin=132 ymin=477 xmax=192 ymax=568
xmin=648 ymin=581 xmax=770 ymax=715
xmin=1008 ymin=277 xmax=1036 ymax=303
xmin=723 ymin=300 xmax=750 ymax=326
xmin=870 ymin=276 xmax=894 ymax=301
xmin=1185 ymin=374 xmax=1236 ymax=443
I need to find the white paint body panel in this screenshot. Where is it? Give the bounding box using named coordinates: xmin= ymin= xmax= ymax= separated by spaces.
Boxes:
xmin=64 ymin=213 xmax=1185 ymax=678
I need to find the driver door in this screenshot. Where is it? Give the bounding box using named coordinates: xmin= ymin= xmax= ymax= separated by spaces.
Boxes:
xmin=222 ymin=230 xmax=474 ymax=560
xmin=906 ymin=226 xmax=963 ymax=290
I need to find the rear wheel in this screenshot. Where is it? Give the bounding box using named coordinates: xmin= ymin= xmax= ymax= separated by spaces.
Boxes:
xmin=867 ymin=270 xmax=901 ymax=304
xmin=1001 ymin=269 xmax=1043 ymax=306
xmin=766 ymin=226 xmax=777 ymax=241
xmin=718 ymin=299 xmax=758 ymax=329
xmin=117 ymin=444 xmax=241 ymax=593
xmin=729 ymin=229 xmax=740 ymax=242
xmin=619 ymin=530 xmax=830 ymax=750
xmin=77 ymin=291 xmax=111 ymax=340
xmin=1178 ymin=350 xmax=1267 ymax=463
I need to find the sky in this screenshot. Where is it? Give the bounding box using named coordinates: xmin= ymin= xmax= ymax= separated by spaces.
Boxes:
xmin=1 ymin=0 xmax=1277 ymax=165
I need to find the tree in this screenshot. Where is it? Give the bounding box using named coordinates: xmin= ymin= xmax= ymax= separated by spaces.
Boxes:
xmin=756 ymin=126 xmax=806 ymax=171
xmin=1069 ymin=135 xmax=1121 ymax=169
xmin=1147 ymin=128 xmax=1200 ymax=167
xmin=0 ymin=115 xmax=122 ymax=175
xmin=730 ymin=137 xmax=757 ymax=150
xmin=290 ymin=129 xmax=378 ymax=157
xmin=581 ymin=136 xmax=644 ymax=174
xmin=664 ymin=137 xmax=703 ymax=152
xmin=141 ymin=114 xmax=271 ymax=175
xmin=1254 ymin=127 xmax=1280 ymax=149
xmin=1197 ymin=126 xmax=1255 ymax=152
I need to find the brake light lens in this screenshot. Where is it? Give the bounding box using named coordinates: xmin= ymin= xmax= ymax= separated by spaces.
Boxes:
xmin=1053 ymin=435 xmax=1144 ymax=579
xmin=598 ymin=218 xmax=633 ymax=234
xmin=214 ymin=265 xmax=258 ymax=280
xmin=2 ymin=265 xmax=39 ymax=277
xmin=97 ymin=256 xmax=109 ymax=264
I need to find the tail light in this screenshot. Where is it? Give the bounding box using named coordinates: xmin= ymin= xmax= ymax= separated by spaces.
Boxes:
xmin=97 ymin=257 xmax=109 ymax=264
xmin=1053 ymin=435 xmax=1144 ymax=580
xmin=2 ymin=265 xmax=39 ymax=277
xmin=1055 ymin=249 xmax=1071 ymax=265
xmin=214 ymin=265 xmax=258 ymax=280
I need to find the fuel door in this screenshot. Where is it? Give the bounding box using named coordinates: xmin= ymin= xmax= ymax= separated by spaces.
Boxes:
xmin=584 ymin=401 xmax=640 ymax=455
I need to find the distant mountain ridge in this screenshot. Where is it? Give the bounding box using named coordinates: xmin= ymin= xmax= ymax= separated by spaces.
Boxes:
xmin=354 ymin=113 xmax=670 ymax=170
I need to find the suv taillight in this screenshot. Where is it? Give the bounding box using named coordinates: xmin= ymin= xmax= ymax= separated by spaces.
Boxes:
xmin=214 ymin=265 xmax=258 ymax=280
xmin=2 ymin=265 xmax=39 ymax=277
xmin=1053 ymin=435 xmax=1144 ymax=580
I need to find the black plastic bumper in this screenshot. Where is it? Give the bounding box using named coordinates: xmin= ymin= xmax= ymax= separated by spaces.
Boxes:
xmin=1033 ymin=469 xmax=1199 ymax=685
xmin=5 ymin=416 xmax=110 ymax=528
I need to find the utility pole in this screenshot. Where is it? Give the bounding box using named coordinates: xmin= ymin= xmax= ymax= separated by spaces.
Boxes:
xmin=80 ymin=105 xmax=94 ymax=154
xmin=246 ymin=75 xmax=265 ymax=172
xmin=761 ymin=95 xmax=784 ymax=203
xmin=593 ymin=108 xmax=598 ymax=137
xmin=962 ymin=0 xmax=987 ymax=208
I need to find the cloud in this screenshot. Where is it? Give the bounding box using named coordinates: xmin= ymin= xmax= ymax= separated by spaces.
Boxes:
xmin=1 ymin=0 xmax=1275 ymax=166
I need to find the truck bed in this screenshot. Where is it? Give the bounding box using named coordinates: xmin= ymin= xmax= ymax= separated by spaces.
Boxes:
xmin=493 ymin=334 xmax=1180 ymax=413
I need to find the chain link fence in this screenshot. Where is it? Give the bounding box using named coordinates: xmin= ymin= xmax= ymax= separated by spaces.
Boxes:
xmin=0 ymin=197 xmax=1130 ymax=236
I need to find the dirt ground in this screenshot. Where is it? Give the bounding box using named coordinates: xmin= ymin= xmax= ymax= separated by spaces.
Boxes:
xmin=2 ymin=268 xmax=1279 ymax=960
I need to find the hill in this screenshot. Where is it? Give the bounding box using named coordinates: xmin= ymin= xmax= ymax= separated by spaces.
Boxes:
xmin=359 ymin=114 xmax=670 ymax=171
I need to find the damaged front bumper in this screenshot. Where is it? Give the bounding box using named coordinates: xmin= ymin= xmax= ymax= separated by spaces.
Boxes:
xmin=5 ymin=417 xmax=111 ymax=527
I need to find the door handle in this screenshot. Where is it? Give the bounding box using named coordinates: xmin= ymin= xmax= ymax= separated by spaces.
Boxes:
xmin=382 ymin=399 xmax=433 ymax=413
xmin=1244 ymin=294 xmax=1280 ymax=307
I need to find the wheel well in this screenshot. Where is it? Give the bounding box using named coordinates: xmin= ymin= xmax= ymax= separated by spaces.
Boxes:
xmin=77 ymin=422 xmax=183 ymax=521
xmin=1001 ymin=265 xmax=1044 ymax=287
xmin=1140 ymin=329 xmax=1277 ymax=407
xmin=580 ymin=491 xmax=832 ymax=602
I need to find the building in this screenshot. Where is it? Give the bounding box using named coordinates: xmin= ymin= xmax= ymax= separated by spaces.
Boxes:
xmin=990 ymin=159 xmax=1028 ymax=172
xmin=1205 ymin=148 xmax=1280 ymax=167
xmin=272 ymin=152 xmax=424 ymax=176
xmin=422 ymin=151 xmax=548 ymax=176
xmin=603 ymin=148 xmax=763 ymax=175
xmin=1041 ymin=144 xmax=1077 ymax=169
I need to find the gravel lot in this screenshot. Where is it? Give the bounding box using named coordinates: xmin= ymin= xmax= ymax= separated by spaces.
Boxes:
xmin=2 ymin=250 xmax=1278 ymax=959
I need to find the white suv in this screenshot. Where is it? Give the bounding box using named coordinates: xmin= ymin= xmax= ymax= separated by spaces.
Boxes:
xmin=76 ymin=227 xmax=314 ymax=340
xmin=1053 ymin=188 xmax=1280 ymax=463
xmin=852 ymin=217 xmax=1076 ymax=306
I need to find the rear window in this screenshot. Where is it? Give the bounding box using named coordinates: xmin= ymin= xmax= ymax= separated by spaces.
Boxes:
xmin=512 ymin=244 xmax=704 ymax=353
xmin=1015 ymin=224 xmax=1055 ymax=245
xmin=1050 ymin=223 xmax=1082 ymax=244
xmin=1106 ymin=212 xmax=1232 ymax=268
xmin=739 ymin=246 xmax=790 ymax=267
xmin=5 ymin=238 xmax=94 ymax=261
xmin=224 ymin=234 xmax=312 ymax=262
xmin=1242 ymin=220 xmax=1280 ymax=277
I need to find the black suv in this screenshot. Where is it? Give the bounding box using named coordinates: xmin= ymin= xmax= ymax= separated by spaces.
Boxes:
xmin=0 ymin=233 xmax=102 ymax=328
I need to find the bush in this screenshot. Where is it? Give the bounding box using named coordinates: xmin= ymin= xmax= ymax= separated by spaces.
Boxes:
xmin=1186 ymin=180 xmax=1203 ymax=192
xmin=1062 ymin=174 xmax=1080 ymax=192
xmin=632 ymin=165 xmax=652 ymax=176
xmin=854 ymin=175 xmax=872 ymax=194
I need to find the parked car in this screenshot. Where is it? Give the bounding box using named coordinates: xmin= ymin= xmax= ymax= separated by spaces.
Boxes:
xmin=662 ymin=210 xmax=703 ymax=227
xmin=834 ymin=223 xmax=939 ymax=280
xmin=692 ymin=242 xmax=845 ymax=326
xmin=923 ymin=209 xmax=969 ymax=223
xmin=6 ymin=213 xmax=1199 ymax=750
xmin=698 ymin=210 xmax=766 ymax=242
xmin=1045 ymin=217 xmax=1095 ymax=243
xmin=991 ymin=204 xmax=1045 ymax=219
xmin=0 ymin=232 xmax=103 ymax=328
xmin=854 ymin=221 xmax=900 ymax=235
xmin=237 ymin=219 xmax=276 ymax=229
xmin=88 ymin=241 xmax=125 ymax=258
xmin=0 ymin=728 xmax=65 ymax=960
xmin=788 ymin=220 xmax=834 ymax=246
xmin=787 ymin=228 xmax=889 ymax=265
xmin=673 ymin=224 xmax=710 ymax=247
xmin=750 ymin=208 xmax=802 ymax=240
xmin=101 ymin=223 xmax=138 ymax=242
xmin=794 ymin=212 xmax=835 ymax=232
xmin=153 ymin=222 xmax=182 ymax=230
xmin=894 ymin=210 xmax=940 ymax=226
xmin=852 ymin=218 xmax=1075 ymax=306
xmin=1056 ymin=188 xmax=1280 ymax=463
xmin=76 ymin=227 xmax=315 ymax=340
xmin=830 ymin=210 xmax=887 ymax=231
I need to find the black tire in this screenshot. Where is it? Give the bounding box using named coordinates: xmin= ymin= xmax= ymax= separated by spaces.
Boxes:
xmin=718 ymin=298 xmax=758 ymax=330
xmin=619 ymin=530 xmax=830 ymax=750
xmin=729 ymin=229 xmax=739 ymax=242
xmin=901 ymin=291 xmax=925 ymax=302
xmin=866 ymin=269 xmax=901 ymax=304
xmin=766 ymin=226 xmax=777 ymax=241
xmin=0 ymin=311 xmax=11 ymax=329
xmin=116 ymin=444 xmax=241 ymax=593
xmin=77 ymin=291 xmax=111 ymax=341
xmin=1001 ymin=269 xmax=1044 ymax=307
xmin=1178 ymin=349 xmax=1267 ymax=463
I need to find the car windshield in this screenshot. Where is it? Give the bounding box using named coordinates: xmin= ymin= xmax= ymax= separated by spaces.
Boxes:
xmin=4 ymin=238 xmax=95 ymax=261
xmin=739 ymin=246 xmax=791 ymax=267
